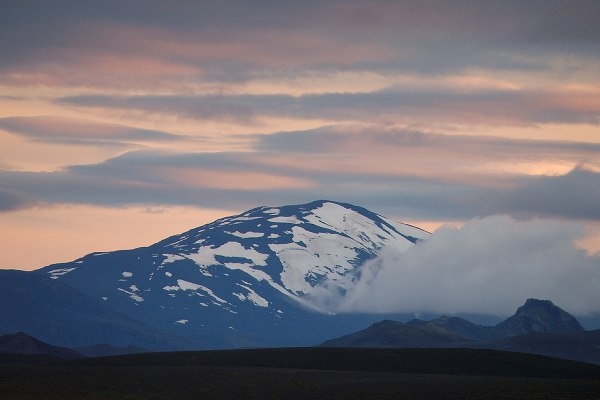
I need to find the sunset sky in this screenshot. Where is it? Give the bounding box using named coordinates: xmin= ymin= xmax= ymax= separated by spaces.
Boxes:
xmin=1 ymin=1 xmax=600 ymax=272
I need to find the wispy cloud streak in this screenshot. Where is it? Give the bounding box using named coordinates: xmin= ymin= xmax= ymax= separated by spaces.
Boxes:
xmin=56 ymin=88 xmax=600 ymax=126
xmin=0 ymin=116 xmax=184 ymax=145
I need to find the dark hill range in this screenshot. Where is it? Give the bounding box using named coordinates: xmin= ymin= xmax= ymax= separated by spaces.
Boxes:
xmin=0 ymin=332 xmax=83 ymax=363
xmin=76 ymin=343 xmax=148 ymax=357
xmin=322 ymin=299 xmax=600 ymax=365
xmin=2 ymin=347 xmax=600 ymax=399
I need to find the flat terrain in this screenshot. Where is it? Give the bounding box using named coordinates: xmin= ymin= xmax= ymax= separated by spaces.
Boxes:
xmin=2 ymin=347 xmax=600 ymax=399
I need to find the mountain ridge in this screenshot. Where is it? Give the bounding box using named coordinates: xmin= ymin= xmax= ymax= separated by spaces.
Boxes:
xmin=323 ymin=299 xmax=583 ymax=346
xmin=321 ymin=298 xmax=600 ymax=364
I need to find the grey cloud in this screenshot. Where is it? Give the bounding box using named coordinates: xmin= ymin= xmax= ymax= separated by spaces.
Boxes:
xmin=501 ymin=167 xmax=600 ymax=220
xmin=0 ymin=116 xmax=183 ymax=146
xmin=0 ymin=151 xmax=316 ymax=211
xmin=0 ymin=1 xmax=318 ymax=36
xmin=256 ymin=125 xmax=600 ymax=158
xmin=337 ymin=215 xmax=600 ymax=316
xmin=2 ymin=1 xmax=598 ymax=86
xmin=0 ymin=187 xmax=32 ymax=212
xmin=507 ymin=1 xmax=600 ymax=48
xmin=56 ymin=88 xmax=600 ymax=126
xmin=380 ymin=167 xmax=600 ymax=222
xmin=2 ymin=143 xmax=600 ymax=224
xmin=56 ymin=94 xmax=296 ymax=123
xmin=1 ymin=123 xmax=599 ymax=222
xmin=0 ymin=149 xmax=431 ymax=213
xmin=22 ymin=150 xmax=486 ymax=218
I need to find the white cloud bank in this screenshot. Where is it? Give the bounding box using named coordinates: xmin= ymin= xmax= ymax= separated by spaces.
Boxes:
xmin=333 ymin=216 xmax=600 ymax=316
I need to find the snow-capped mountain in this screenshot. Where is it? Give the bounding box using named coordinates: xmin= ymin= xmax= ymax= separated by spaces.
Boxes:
xmin=36 ymin=200 xmax=429 ymax=348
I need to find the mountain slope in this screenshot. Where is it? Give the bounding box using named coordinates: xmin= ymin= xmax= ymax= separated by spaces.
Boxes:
xmin=0 ymin=269 xmax=191 ymax=349
xmin=35 ymin=200 xmax=429 ymax=348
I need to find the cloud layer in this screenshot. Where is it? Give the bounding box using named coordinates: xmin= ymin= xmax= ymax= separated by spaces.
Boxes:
xmin=2 ymin=1 xmax=599 ymax=86
xmin=2 ymin=125 xmax=599 ymax=222
xmin=0 ymin=116 xmax=182 ymax=145
xmin=336 ymin=216 xmax=600 ymax=316
xmin=56 ymin=88 xmax=600 ymax=126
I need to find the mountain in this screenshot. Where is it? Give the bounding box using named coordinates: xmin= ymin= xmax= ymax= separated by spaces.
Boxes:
xmin=494 ymin=298 xmax=584 ymax=336
xmin=0 ymin=332 xmax=83 ymax=361
xmin=28 ymin=200 xmax=428 ymax=349
xmin=321 ymin=299 xmax=600 ymax=364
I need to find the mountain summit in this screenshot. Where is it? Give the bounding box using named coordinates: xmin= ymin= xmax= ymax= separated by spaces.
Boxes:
xmin=494 ymin=298 xmax=584 ymax=337
xmin=34 ymin=200 xmax=429 ymax=348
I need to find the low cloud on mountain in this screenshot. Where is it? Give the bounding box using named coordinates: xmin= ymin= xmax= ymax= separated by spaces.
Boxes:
xmin=336 ymin=215 xmax=600 ymax=316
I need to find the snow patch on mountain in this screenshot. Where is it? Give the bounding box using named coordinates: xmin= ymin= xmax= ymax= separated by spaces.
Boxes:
xmin=48 ymin=267 xmax=76 ymax=279
xmin=226 ymin=231 xmax=265 ymax=239
xmin=233 ymin=283 xmax=269 ymax=308
xmin=163 ymin=278 xmax=230 ymax=307
xmin=185 ymin=241 xmax=269 ymax=267
xmin=163 ymin=254 xmax=185 ymax=264
xmin=268 ymin=215 xmax=301 ymax=224
xmin=117 ymin=287 xmax=144 ymax=302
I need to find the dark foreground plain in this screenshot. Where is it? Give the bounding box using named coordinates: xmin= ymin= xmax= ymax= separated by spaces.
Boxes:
xmin=2 ymin=347 xmax=600 ymax=399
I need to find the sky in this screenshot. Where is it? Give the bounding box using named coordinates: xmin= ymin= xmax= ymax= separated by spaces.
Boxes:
xmin=1 ymin=1 xmax=600 ymax=315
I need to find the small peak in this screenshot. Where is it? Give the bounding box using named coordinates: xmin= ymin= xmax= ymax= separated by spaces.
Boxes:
xmin=370 ymin=319 xmax=401 ymax=328
xmin=1 ymin=332 xmax=37 ymax=342
xmin=304 ymin=199 xmax=349 ymax=209
xmin=524 ymin=298 xmax=554 ymax=307
xmin=495 ymin=298 xmax=584 ymax=336
xmin=516 ymin=299 xmax=558 ymax=315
